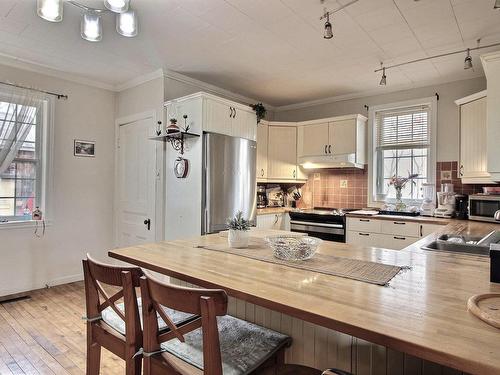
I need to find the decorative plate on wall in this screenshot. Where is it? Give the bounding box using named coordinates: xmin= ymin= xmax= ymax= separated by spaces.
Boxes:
xmin=174 ymin=157 xmax=189 ymax=178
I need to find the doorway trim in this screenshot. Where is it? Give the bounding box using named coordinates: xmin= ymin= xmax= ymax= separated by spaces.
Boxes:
xmin=114 ymin=110 xmax=164 ymax=247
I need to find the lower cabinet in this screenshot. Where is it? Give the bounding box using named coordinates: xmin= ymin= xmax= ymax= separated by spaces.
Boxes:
xmin=256 ymin=213 xmax=289 ymax=231
xmin=346 ymin=218 xmax=446 ymax=250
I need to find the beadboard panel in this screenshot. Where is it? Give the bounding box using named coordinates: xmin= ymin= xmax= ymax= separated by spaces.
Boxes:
xmin=170 ymin=278 xmax=468 ymax=375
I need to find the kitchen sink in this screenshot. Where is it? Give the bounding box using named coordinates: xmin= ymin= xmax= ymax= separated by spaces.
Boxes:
xmin=421 ymin=231 xmax=500 ymax=256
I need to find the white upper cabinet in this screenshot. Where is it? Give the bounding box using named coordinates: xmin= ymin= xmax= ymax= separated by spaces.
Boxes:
xmin=165 ymin=92 xmax=257 ymax=141
xmin=268 ymin=125 xmax=298 ymax=180
xmin=297 ymin=115 xmax=366 ymax=168
xmin=298 ymin=123 xmax=329 ymax=157
xmin=455 ymin=91 xmax=492 ymax=183
xmin=256 ymin=122 xmax=268 ymax=180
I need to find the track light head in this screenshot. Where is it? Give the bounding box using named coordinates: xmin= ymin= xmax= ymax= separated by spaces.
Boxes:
xmin=464 ymin=49 xmax=473 ymax=70
xmin=323 ymin=12 xmax=333 ymax=39
xmin=495 ymin=0 xmax=500 ymax=9
xmin=379 ymin=67 xmax=387 ymax=86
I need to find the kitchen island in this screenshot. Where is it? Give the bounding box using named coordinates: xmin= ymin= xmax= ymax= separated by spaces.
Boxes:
xmin=109 ymin=222 xmax=500 ymax=375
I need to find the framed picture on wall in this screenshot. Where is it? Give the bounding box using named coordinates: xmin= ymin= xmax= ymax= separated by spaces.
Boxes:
xmin=74 ymin=140 xmax=95 ymax=157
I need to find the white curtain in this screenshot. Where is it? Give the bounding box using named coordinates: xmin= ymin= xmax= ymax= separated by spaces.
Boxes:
xmin=0 ymin=87 xmax=43 ymax=175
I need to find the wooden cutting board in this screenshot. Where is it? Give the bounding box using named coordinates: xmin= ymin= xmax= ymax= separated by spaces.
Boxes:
xmin=467 ymin=293 xmax=500 ymax=329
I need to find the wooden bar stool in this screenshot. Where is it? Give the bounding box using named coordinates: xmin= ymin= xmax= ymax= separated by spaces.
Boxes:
xmin=139 ymin=272 xmax=292 ymax=375
xmin=83 ymin=255 xmax=194 ymax=375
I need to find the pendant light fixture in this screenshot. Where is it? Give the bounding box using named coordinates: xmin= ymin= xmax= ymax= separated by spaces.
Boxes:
xmin=81 ymin=11 xmax=103 ymax=42
xmin=37 ymin=0 xmax=63 ymax=22
xmin=464 ymin=48 xmax=473 ymax=70
xmin=379 ymin=67 xmax=387 ymax=86
xmin=117 ymin=9 xmax=138 ymax=37
xmin=323 ymin=12 xmax=333 ymax=39
xmin=495 ymin=0 xmax=500 ymax=9
xmin=104 ymin=0 xmax=129 ymax=14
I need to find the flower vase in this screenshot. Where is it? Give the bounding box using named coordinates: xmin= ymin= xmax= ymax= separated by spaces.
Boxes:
xmin=395 ymin=187 xmax=406 ymax=212
xmin=228 ymin=229 xmax=249 ymax=248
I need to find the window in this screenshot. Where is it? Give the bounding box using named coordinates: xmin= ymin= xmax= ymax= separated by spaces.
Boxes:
xmin=0 ymin=92 xmax=49 ymax=222
xmin=369 ymin=98 xmax=436 ymax=204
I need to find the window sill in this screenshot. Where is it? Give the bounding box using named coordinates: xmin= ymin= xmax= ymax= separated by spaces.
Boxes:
xmin=0 ymin=220 xmax=51 ymax=230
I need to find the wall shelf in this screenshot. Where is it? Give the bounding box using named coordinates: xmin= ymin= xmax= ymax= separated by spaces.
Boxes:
xmin=149 ymin=132 xmax=200 ymax=155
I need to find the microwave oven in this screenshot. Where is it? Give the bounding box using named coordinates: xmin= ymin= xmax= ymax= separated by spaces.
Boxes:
xmin=469 ymin=194 xmax=500 ymax=222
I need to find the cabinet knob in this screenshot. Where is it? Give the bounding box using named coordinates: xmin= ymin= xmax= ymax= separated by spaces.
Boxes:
xmin=459 ymin=165 xmax=464 ymax=177
xmin=324 ymin=145 xmax=328 ymax=154
xmin=261 ymin=169 xmax=264 ymax=177
xmin=329 ymin=145 xmax=332 ymax=154
xmin=293 ymin=170 xmax=296 ymax=178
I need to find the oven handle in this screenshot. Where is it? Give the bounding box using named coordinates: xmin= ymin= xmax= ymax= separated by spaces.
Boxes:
xmin=290 ymin=220 xmax=344 ymax=229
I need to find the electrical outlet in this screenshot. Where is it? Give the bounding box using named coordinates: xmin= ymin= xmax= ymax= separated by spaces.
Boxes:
xmin=340 ymin=180 xmax=348 ymax=188
xmin=313 ymin=173 xmax=321 ymax=181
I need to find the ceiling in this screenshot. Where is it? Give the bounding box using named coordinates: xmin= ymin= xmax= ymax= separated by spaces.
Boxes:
xmin=0 ymin=0 xmax=499 ymax=107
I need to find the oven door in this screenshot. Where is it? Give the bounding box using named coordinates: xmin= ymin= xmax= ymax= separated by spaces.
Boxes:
xmin=290 ymin=220 xmax=345 ymax=242
xmin=469 ymin=197 xmax=500 ymax=222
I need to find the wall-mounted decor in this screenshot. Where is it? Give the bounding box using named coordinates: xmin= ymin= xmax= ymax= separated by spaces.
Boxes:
xmin=74 ymin=140 xmax=95 ymax=157
xmin=174 ymin=157 xmax=189 ymax=178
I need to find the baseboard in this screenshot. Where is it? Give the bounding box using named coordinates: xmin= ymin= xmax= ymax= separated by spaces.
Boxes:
xmin=0 ymin=273 xmax=84 ymax=298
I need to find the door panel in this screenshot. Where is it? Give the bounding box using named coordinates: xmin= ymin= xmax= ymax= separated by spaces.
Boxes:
xmin=298 ymin=123 xmax=329 ymax=158
xmin=204 ymin=99 xmax=232 ymax=135
xmin=257 ymin=123 xmax=268 ymax=179
xmin=329 ymin=119 xmax=356 ymax=155
xmin=117 ymin=117 xmax=156 ymax=246
xmin=268 ymin=126 xmax=297 ymax=180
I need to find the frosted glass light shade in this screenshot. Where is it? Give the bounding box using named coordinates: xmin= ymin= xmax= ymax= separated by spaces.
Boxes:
xmin=117 ymin=9 xmax=138 ymax=37
xmin=37 ymin=0 xmax=63 ymax=22
xmin=81 ymin=12 xmax=102 ymax=42
xmin=104 ymin=0 xmax=129 ymax=13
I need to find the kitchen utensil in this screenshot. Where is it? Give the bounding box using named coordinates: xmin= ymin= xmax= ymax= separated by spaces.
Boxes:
xmin=265 ymin=235 xmax=322 ymax=261
xmin=467 ymin=293 xmax=500 ymax=329
xmin=420 ymin=183 xmax=435 ymax=216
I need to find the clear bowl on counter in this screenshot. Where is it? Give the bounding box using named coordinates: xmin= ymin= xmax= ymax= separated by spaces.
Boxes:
xmin=264 ymin=235 xmax=322 ymax=261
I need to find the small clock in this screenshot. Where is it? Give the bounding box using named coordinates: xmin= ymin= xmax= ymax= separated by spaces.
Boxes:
xmin=174 ymin=157 xmax=189 ymax=178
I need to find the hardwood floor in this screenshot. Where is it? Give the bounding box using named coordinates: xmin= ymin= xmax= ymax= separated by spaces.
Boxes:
xmin=0 ymin=282 xmax=123 ymax=375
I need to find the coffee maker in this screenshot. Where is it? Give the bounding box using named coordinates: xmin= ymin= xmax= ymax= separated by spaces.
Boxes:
xmin=434 ymin=183 xmax=456 ymax=218
xmin=454 ymin=194 xmax=468 ymax=220
xmin=257 ymin=185 xmax=267 ymax=208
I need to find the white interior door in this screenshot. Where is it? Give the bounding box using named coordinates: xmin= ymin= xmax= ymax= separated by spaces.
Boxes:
xmin=117 ymin=116 xmax=156 ymax=246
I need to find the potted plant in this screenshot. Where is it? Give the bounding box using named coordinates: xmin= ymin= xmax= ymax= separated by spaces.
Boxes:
xmin=250 ymin=103 xmax=266 ymax=123
xmin=226 ymin=211 xmax=251 ymax=248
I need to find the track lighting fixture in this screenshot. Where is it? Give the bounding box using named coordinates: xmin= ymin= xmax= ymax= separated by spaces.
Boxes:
xmin=37 ymin=0 xmax=139 ymax=42
xmin=324 ymin=12 xmax=333 ymax=39
xmin=379 ymin=67 xmax=387 ymax=86
xmin=495 ymin=0 xmax=500 ymax=9
xmin=464 ymin=48 xmax=473 ymax=70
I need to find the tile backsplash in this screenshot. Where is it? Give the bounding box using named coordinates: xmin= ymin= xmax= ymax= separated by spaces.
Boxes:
xmin=298 ymin=167 xmax=368 ymax=209
xmin=295 ymin=161 xmax=496 ymax=209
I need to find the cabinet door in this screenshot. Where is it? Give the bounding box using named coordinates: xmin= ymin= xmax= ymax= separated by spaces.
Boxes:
xmin=329 ymin=119 xmax=356 ymax=155
xmin=346 ymin=231 xmax=385 ymax=248
xmin=380 ymin=234 xmax=418 ymax=250
xmin=232 ymin=108 xmax=256 ymax=140
xmin=419 ymin=223 xmax=444 ymax=237
xmin=256 ymin=123 xmax=268 ymax=179
xmin=460 ymin=97 xmax=489 ymax=179
xmin=268 ymin=126 xmax=297 ymax=180
xmin=204 ymin=99 xmax=232 ymax=135
xmin=298 ymin=123 xmax=329 ymax=157
xmin=256 ymin=214 xmax=282 ymax=229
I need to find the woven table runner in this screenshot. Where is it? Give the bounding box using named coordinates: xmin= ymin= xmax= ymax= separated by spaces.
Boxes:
xmin=195 ymin=237 xmax=408 ymax=286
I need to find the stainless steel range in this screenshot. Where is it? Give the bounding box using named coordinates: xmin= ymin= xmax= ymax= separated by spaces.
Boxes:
xmin=289 ymin=207 xmax=354 ymax=243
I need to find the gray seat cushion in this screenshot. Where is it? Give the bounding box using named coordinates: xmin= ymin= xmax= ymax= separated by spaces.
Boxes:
xmin=161 ymin=315 xmax=291 ymax=375
xmin=101 ymin=298 xmax=195 ymax=336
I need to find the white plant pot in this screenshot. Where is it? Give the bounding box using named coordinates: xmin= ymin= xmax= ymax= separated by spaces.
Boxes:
xmin=228 ymin=229 xmax=249 ymax=248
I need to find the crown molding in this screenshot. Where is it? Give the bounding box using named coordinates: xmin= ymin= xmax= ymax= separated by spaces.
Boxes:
xmin=0 ymin=52 xmax=116 ymax=91
xmin=114 ymin=68 xmax=164 ymax=92
xmin=273 ymin=74 xmax=486 ymax=112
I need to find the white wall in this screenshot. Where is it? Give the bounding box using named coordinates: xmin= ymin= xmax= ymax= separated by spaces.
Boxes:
xmin=0 ymin=64 xmax=115 ymax=297
xmin=274 ymin=77 xmax=486 ymax=162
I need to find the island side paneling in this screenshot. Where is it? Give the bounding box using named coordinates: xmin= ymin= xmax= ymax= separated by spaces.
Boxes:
xmin=170 ymin=278 xmax=464 ymax=375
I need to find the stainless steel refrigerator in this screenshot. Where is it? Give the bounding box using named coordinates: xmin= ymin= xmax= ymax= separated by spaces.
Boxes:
xmin=202 ymin=132 xmax=257 ymax=234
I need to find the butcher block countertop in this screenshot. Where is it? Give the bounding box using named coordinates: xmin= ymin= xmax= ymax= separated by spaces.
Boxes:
xmin=109 ymin=222 xmax=500 ymax=375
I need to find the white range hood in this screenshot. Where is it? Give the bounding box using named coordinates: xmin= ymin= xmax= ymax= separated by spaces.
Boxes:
xmin=480 ymin=51 xmax=500 ymax=182
xmin=299 ymin=153 xmax=364 ymax=169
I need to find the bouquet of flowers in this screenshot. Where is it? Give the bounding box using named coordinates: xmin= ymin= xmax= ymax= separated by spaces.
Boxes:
xmin=388 ymin=173 xmax=419 ymax=210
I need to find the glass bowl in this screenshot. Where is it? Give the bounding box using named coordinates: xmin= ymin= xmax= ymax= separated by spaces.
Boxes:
xmin=264 ymin=235 xmax=322 ymax=261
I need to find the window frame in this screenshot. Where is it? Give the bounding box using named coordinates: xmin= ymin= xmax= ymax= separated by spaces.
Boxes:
xmin=0 ymin=90 xmax=54 ymax=225
xmin=368 ymin=96 xmax=437 ymax=207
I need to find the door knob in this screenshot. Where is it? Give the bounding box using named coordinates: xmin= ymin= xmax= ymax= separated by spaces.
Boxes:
xmin=144 ymin=218 xmax=151 ymax=230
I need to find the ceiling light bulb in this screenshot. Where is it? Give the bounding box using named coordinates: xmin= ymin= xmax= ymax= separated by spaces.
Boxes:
xmin=380 ymin=67 xmax=387 ymax=85
xmin=495 ymin=0 xmax=500 ymax=8
xmin=323 ymin=12 xmax=333 ymax=39
xmin=104 ymin=0 xmax=129 ymax=13
xmin=37 ymin=0 xmax=63 ymax=22
xmin=464 ymin=49 xmax=473 ymax=70
xmin=117 ymin=9 xmax=138 ymax=37
xmin=81 ymin=12 xmax=102 ymax=42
